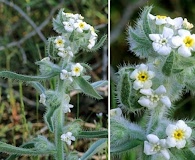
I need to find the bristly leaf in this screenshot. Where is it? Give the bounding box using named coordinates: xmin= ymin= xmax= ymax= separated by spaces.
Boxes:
xmin=80 ymin=139 xmax=107 ymax=160
xmin=0 ymin=141 xmax=56 ymax=156
xmin=0 ymin=71 xmax=58 ymax=82
xmin=90 ymin=34 xmax=107 ymax=51
xmin=52 ymin=9 xmax=65 ymax=34
xmin=110 ymin=139 xmax=142 ymax=153
xmin=27 ymin=81 xmax=45 ymax=93
xmin=142 ymin=6 xmax=152 ymax=38
xmin=77 ymin=130 xmax=108 ymax=139
xmin=162 ymin=52 xmax=174 ymax=76
xmin=74 ymin=76 xmax=103 ymax=99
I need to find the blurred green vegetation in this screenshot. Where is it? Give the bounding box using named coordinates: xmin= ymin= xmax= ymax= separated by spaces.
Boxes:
xmin=111 ymin=0 xmax=195 ymax=119
xmin=0 ymin=0 xmax=107 ymax=159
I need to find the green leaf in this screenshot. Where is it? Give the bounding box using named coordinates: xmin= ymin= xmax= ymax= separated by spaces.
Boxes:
xmin=74 ymin=76 xmax=103 ymax=99
xmin=44 ymin=105 xmax=57 ymax=132
xmin=0 ymin=141 xmax=55 ymax=156
xmin=110 ymin=139 xmax=142 ymax=153
xmin=91 ymin=80 xmax=108 ymax=89
xmin=80 ymin=139 xmax=107 ymax=160
xmin=142 ymin=6 xmax=152 ymax=37
xmin=77 ymin=130 xmax=108 ymax=138
xmin=27 ymin=81 xmax=45 ymax=93
xmin=90 ymin=34 xmax=107 ymax=51
xmin=162 ymin=52 xmax=174 ymax=76
xmin=0 ymin=71 xmax=58 ymax=82
xmin=52 ymin=9 xmax=65 ymax=34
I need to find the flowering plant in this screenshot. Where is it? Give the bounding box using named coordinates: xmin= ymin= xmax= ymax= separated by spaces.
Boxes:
xmin=0 ymin=9 xmax=107 ymax=160
xmin=111 ymin=6 xmax=195 ymax=160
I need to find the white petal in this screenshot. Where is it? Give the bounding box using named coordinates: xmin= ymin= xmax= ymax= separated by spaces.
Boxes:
xmin=166 ymin=137 xmax=176 ymax=148
xmin=71 ymin=136 xmax=76 ymax=141
xmin=138 ymin=64 xmax=148 ymax=72
xmin=161 ymin=149 xmax=170 ymax=160
xmin=175 ymin=140 xmax=186 ymax=149
xmin=110 ymin=108 xmax=122 ymax=117
xmin=166 ymin=124 xmax=177 ymax=136
xmin=178 ymin=46 xmax=191 ymax=57
xmin=155 ymin=85 xmax=166 ymax=95
xmin=153 ymin=42 xmax=162 ymax=52
xmin=143 ymin=80 xmax=152 ymax=89
xmin=171 ymin=36 xmax=183 ymax=48
xmin=147 ymin=134 xmax=159 ymax=144
xmin=173 ymin=17 xmax=183 ymax=29
xmin=176 ymin=120 xmax=187 ymax=129
xmin=148 ymin=14 xmax=155 ymax=20
xmin=144 ymin=141 xmax=156 ymax=155
xmin=185 ymin=126 xmax=192 ymax=139
xmin=130 ymin=69 xmax=138 ymax=79
xmin=157 ymin=46 xmax=172 ymax=55
xmin=149 ymin=34 xmax=161 ymax=41
xmin=148 ymin=71 xmax=155 ymax=79
xmin=138 ymin=97 xmax=151 ymax=108
xmin=133 ymin=80 xmax=143 ymax=90
xmin=160 ymin=96 xmax=171 ymax=108
xmin=178 ymin=29 xmax=191 ymax=37
xmin=159 ymin=139 xmax=167 ymax=147
xmin=163 ymin=27 xmax=174 ymax=38
xmin=140 ymin=88 xmax=153 ymax=96
xmin=156 ymin=19 xmax=167 ymax=25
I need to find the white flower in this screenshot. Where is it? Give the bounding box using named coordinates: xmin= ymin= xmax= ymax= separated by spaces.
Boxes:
xmin=63 ymin=103 xmax=74 ymax=113
xmin=60 ymin=69 xmax=73 ymax=82
xmin=144 ymin=134 xmax=170 ymax=160
xmin=61 ymin=132 xmax=75 ymax=145
xmin=63 ymin=18 xmax=75 ymax=32
xmin=41 ymin=57 xmax=50 ymax=62
xmin=166 ymin=120 xmax=192 ymax=149
xmin=90 ymin=26 xmax=97 ymax=37
xmin=88 ymin=37 xmax=97 ymax=49
xmin=110 ymin=108 xmax=122 ymax=117
xmin=57 ymin=47 xmax=73 ymax=58
xmin=54 ymin=36 xmax=65 ymax=48
xmin=138 ymin=85 xmax=171 ymax=109
xmin=149 ymin=27 xmax=174 ymax=55
xmin=96 ymin=112 xmax=103 ymax=118
xmin=39 ymin=93 xmax=46 ymax=106
xmin=74 ymin=20 xmax=90 ymax=33
xmin=171 ymin=29 xmax=195 ymax=57
xmin=71 ymin=63 xmax=83 ymax=77
xmin=183 ymin=18 xmax=194 ymax=30
xmin=130 ymin=64 xmax=155 ymax=90
xmin=148 ymin=14 xmax=172 ymax=26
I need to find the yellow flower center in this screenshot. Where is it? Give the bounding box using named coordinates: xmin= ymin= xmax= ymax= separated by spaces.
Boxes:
xmin=137 ymin=72 xmax=149 ymax=82
xmin=173 ymin=129 xmax=185 ymax=140
xmin=152 ymin=144 xmax=161 ymax=152
xmin=57 ymin=39 xmax=63 ymax=45
xmin=150 ymin=94 xmax=160 ymax=103
xmin=74 ymin=67 xmax=80 ymax=73
xmin=156 ymin=15 xmax=167 ymax=19
xmin=79 ymin=22 xmax=85 ymax=29
xmin=183 ymin=36 xmax=194 ymax=47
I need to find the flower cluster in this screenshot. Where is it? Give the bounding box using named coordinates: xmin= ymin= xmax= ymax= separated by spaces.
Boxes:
xmin=60 ymin=63 xmax=84 ymax=82
xmin=144 ymin=120 xmax=192 ymax=159
xmin=61 ymin=132 xmax=75 ymax=146
xmin=130 ymin=63 xmax=171 ymax=110
xmin=149 ymin=14 xmax=195 ymax=57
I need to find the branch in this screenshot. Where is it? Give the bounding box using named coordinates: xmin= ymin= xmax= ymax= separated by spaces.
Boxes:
xmin=110 ymin=0 xmax=148 ymax=44
xmin=0 ymin=1 xmax=62 ymax=51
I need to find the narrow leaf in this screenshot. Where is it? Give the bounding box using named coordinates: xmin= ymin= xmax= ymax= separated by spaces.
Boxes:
xmin=80 ymin=139 xmax=107 ymax=160
xmin=90 ymin=34 xmax=107 ymax=51
xmin=0 ymin=71 xmax=58 ymax=82
xmin=91 ymin=80 xmax=108 ymax=89
xmin=77 ymin=130 xmax=108 ymax=139
xmin=162 ymin=52 xmax=174 ymax=76
xmin=0 ymin=141 xmax=55 ymax=156
xmin=74 ymin=76 xmax=103 ymax=99
xmin=27 ymin=81 xmax=45 ymax=93
xmin=142 ymin=6 xmax=152 ymax=37
xmin=110 ymin=139 xmax=142 ymax=153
